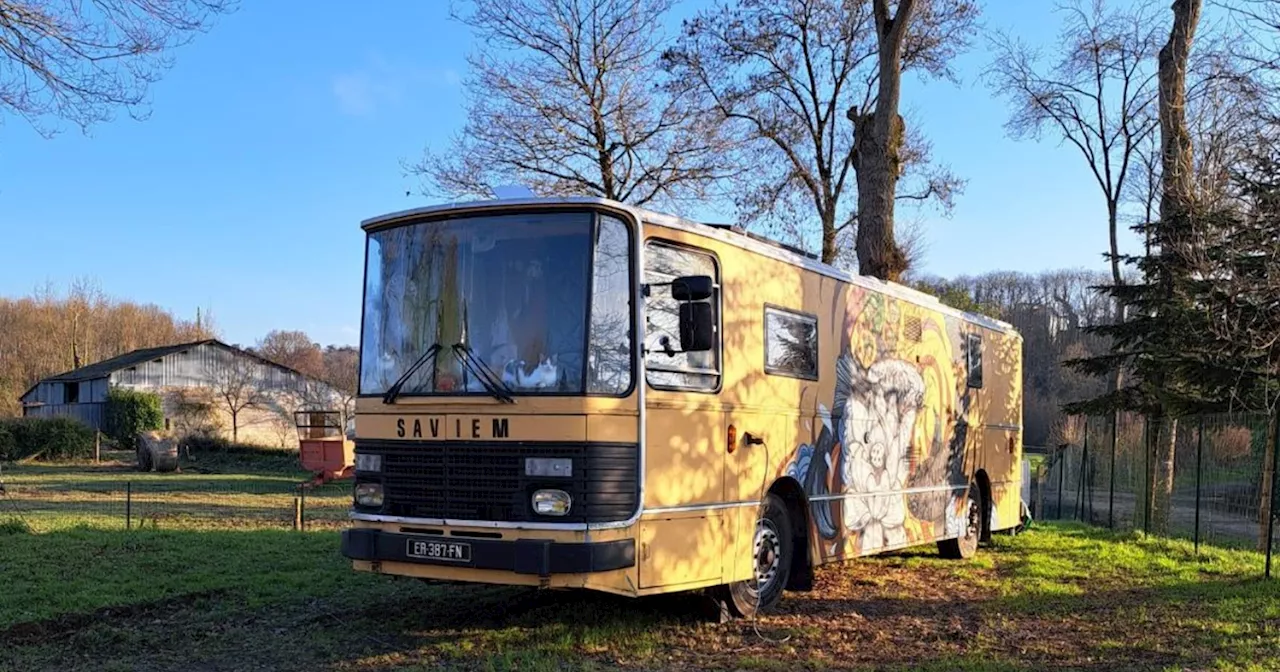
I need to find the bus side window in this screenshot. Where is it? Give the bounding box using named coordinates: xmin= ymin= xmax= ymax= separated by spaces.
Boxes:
xmin=966 ymin=333 xmax=984 ymax=389
xmin=643 ymin=241 xmax=721 ymax=391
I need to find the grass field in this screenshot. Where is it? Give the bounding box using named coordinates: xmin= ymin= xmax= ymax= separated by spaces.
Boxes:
xmin=3 ymin=456 xmax=1280 ymax=671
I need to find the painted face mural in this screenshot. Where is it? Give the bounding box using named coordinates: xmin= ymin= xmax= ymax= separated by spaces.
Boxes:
xmin=837 ymin=356 xmax=924 ymax=553
xmin=786 ymin=286 xmax=975 ymax=557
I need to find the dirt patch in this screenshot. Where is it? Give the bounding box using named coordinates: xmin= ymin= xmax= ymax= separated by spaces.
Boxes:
xmin=0 ymin=589 xmax=228 ymax=645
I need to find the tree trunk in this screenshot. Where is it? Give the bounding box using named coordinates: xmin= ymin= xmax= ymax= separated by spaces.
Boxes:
xmin=231 ymin=410 xmax=239 ymax=444
xmin=1151 ymin=417 xmax=1178 ymax=534
xmin=1260 ymin=415 xmax=1277 ymax=551
xmin=1144 ymin=0 xmax=1200 ymax=534
xmin=853 ymin=0 xmax=916 ymax=282
xmin=820 ymin=207 xmax=838 ymax=265
xmin=1157 ymin=0 xmax=1201 ymax=221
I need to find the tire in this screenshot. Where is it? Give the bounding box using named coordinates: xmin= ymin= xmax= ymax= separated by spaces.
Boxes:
xmin=938 ymin=482 xmax=981 ymax=560
xmin=720 ymin=493 xmax=793 ymax=618
xmin=136 ymin=443 xmax=153 ymax=472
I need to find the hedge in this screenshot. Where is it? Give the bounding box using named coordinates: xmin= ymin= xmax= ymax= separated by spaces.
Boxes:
xmin=104 ymin=388 xmax=164 ymax=450
xmin=0 ymin=417 xmax=96 ymax=461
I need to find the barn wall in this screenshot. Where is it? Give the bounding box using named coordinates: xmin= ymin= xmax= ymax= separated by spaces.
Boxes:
xmin=110 ymin=343 xmax=309 ymax=392
xmin=23 ymin=402 xmax=106 ymax=430
xmin=20 ymin=343 xmax=339 ymax=446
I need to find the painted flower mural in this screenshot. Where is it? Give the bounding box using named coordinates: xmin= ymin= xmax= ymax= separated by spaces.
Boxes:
xmin=786 ymin=285 xmax=974 ymax=557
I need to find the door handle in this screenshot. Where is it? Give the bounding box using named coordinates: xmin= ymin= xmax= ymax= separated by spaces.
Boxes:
xmin=743 ymin=432 xmax=765 ymax=446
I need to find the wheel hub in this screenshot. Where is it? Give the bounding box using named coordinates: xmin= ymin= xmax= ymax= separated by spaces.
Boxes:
xmin=753 ymin=521 xmax=781 ymax=591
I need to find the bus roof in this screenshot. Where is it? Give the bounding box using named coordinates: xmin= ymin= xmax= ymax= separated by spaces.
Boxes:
xmin=360 ymin=196 xmax=1018 ymax=335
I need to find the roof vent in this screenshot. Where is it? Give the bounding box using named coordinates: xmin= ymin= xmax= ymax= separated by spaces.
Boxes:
xmin=491 ymin=184 xmax=535 ymax=199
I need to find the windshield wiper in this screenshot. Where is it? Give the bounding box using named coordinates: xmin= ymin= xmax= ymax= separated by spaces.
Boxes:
xmin=452 ymin=343 xmax=516 ymax=404
xmin=382 ymin=343 xmax=442 ymax=405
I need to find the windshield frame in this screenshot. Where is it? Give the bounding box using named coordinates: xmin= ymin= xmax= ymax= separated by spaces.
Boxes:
xmin=357 ymin=205 xmax=638 ymax=400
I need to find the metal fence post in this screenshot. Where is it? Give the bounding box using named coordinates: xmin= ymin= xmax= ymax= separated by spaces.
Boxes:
xmin=293 ymin=496 xmax=302 ymax=531
xmin=300 ymin=486 xmax=307 ymax=532
xmin=1057 ymin=448 xmax=1065 ymax=519
xmin=1110 ymin=412 xmax=1118 ymax=529
xmin=1143 ymin=416 xmax=1152 ymax=534
xmin=1267 ymin=408 xmax=1279 ymax=579
xmin=126 ymin=482 xmax=132 ymax=531
xmin=1195 ymin=415 xmax=1204 ymax=554
xmin=1080 ymin=419 xmax=1090 ymax=522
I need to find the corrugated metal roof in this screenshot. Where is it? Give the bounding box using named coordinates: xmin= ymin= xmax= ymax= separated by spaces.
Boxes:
xmin=40 ymin=339 xmax=219 ymax=383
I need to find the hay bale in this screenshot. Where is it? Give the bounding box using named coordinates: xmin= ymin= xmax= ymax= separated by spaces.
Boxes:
xmin=139 ymin=431 xmax=179 ymax=473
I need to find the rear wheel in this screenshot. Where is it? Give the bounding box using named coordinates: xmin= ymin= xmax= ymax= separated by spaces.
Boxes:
xmin=938 ymin=482 xmax=981 ymax=560
xmin=721 ymin=494 xmax=793 ymax=618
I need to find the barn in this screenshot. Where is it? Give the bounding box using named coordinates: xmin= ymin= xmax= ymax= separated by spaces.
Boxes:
xmin=18 ymin=339 xmax=341 ymax=447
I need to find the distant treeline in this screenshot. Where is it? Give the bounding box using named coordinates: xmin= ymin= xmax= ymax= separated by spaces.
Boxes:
xmin=0 ymin=281 xmax=357 ymax=419
xmin=0 ymin=282 xmax=214 ymax=417
xmin=911 ymin=269 xmax=1115 ymax=447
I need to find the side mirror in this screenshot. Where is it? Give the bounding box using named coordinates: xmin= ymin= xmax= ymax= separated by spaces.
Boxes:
xmin=672 ymin=275 xmax=714 ymax=301
xmin=679 ymin=303 xmax=715 ymax=352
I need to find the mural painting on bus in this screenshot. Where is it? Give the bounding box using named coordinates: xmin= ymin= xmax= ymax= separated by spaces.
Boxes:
xmin=786 ymin=286 xmax=974 ymax=557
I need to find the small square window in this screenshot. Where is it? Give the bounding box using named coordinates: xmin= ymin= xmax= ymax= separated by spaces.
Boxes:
xmin=764 ymin=306 xmax=819 ymax=380
xmin=966 ymin=333 xmax=984 ymax=389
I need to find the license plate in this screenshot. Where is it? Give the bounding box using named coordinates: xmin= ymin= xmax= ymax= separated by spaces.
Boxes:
xmin=406 ymin=538 xmax=471 ymax=563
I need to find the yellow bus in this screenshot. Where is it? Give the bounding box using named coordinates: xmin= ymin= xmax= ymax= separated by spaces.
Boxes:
xmin=342 ymin=197 xmax=1023 ymax=615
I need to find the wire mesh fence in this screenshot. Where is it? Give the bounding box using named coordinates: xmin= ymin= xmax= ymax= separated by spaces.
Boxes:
xmin=1034 ymin=412 xmax=1279 ymax=572
xmin=0 ymin=466 xmax=351 ymax=533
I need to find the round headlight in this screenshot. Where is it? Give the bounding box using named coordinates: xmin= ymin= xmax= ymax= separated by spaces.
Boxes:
xmin=532 ymin=489 xmax=571 ymax=516
xmin=354 ymin=482 xmax=384 ymax=507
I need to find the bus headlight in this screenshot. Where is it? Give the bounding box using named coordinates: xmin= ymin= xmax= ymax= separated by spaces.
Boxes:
xmin=532 ymin=489 xmax=572 ymax=516
xmin=354 ymin=482 xmax=384 ymax=507
xmin=355 ymin=454 xmax=382 ymax=472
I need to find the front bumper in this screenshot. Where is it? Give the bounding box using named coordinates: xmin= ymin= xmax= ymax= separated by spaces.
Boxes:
xmin=341 ymin=528 xmax=635 ymax=578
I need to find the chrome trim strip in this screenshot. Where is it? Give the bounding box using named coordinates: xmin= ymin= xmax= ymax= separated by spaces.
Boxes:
xmin=350 ymin=512 xmax=591 ymax=531
xmin=644 ymin=501 xmax=761 ymax=514
xmin=983 ymin=423 xmax=1023 ymax=432
xmin=808 ymin=484 xmax=968 ymax=502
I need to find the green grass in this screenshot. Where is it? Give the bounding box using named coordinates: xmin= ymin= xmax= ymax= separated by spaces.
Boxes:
xmin=3 ymin=458 xmax=1279 ymax=671
xmin=0 ymin=520 xmax=1276 ymax=671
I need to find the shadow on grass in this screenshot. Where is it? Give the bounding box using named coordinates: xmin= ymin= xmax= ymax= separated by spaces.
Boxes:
xmin=3 ymin=523 xmax=1278 ymax=672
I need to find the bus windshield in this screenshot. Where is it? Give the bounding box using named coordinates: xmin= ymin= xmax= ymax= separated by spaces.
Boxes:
xmin=360 ymin=210 xmax=633 ymax=397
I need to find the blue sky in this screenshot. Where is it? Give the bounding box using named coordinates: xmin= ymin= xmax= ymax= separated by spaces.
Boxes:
xmin=0 ymin=1 xmax=1138 ymax=347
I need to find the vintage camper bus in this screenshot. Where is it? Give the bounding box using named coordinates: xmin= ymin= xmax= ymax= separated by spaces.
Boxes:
xmin=341 ymin=197 xmax=1023 ymax=615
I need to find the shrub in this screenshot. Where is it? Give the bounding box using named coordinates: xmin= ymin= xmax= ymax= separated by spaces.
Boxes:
xmin=0 ymin=518 xmax=32 ymax=535
xmin=0 ymin=423 xmax=14 ymax=461
xmin=1209 ymin=425 xmax=1254 ymax=464
xmin=166 ymin=388 xmax=219 ymax=440
xmin=104 ymin=388 xmax=164 ymax=450
xmin=182 ymin=433 xmax=231 ymax=453
xmin=0 ymin=417 xmax=96 ymax=461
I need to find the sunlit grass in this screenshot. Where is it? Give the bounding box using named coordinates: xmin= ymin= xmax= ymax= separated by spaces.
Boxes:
xmin=2 ymin=467 xmax=1279 ymax=672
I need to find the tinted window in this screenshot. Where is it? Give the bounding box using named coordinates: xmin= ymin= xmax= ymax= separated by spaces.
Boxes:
xmin=966 ymin=333 xmax=984 ymax=389
xmin=643 ymin=242 xmax=719 ymax=391
xmin=764 ymin=307 xmax=818 ymax=380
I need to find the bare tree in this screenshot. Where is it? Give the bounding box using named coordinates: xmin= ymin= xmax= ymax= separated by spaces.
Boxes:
xmin=987 ymin=0 xmax=1162 ymax=288
xmin=1 ymin=281 xmax=214 ymax=417
xmin=256 ymin=330 xmax=324 ymax=379
xmin=412 ymin=0 xmax=734 ymax=206
xmin=320 ymin=345 xmax=358 ymax=431
xmin=853 ymin=0 xmax=975 ymax=281
xmin=0 ymin=0 xmax=233 ymax=135
xmin=204 ymin=354 xmax=267 ymax=444
xmin=665 ymin=0 xmax=972 ymax=266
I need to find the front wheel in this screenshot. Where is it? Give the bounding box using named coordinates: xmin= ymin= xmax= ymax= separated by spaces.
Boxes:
xmin=720 ymin=494 xmax=793 ymax=618
xmin=938 ymin=482 xmax=981 ymax=560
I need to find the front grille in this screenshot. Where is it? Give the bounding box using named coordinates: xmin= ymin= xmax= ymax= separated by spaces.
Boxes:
xmin=356 ymin=440 xmax=639 ymax=523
